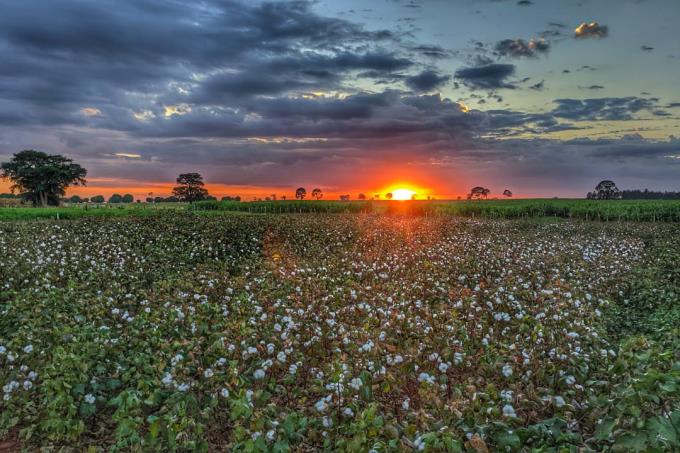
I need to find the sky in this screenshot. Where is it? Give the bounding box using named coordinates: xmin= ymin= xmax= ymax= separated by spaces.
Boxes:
xmin=0 ymin=0 xmax=679 ymax=199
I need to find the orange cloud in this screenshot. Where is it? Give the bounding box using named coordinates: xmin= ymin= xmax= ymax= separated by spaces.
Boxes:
xmin=574 ymin=22 xmax=608 ymax=39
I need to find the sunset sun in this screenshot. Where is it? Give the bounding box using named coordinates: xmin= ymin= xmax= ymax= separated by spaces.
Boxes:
xmin=391 ymin=188 xmax=416 ymax=200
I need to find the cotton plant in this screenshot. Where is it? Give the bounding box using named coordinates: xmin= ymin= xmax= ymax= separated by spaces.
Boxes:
xmin=0 ymin=214 xmax=662 ymax=452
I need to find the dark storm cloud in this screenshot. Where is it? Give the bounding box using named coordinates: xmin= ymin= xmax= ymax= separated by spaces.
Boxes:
xmin=260 ymin=52 xmax=414 ymax=78
xmin=0 ymin=0 xmax=398 ymax=124
xmin=189 ymin=51 xmax=414 ymax=103
xmin=193 ymin=72 xmax=320 ymax=102
xmin=494 ymin=39 xmax=550 ymax=58
xmin=455 ymin=64 xmax=517 ymax=89
xmin=248 ymin=93 xmax=390 ymax=122
xmin=404 ymin=70 xmax=451 ymax=92
xmin=127 ymin=92 xmax=476 ymax=142
xmin=551 ymin=97 xmax=660 ymax=121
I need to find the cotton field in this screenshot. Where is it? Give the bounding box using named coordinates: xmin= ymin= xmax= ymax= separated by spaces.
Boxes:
xmin=0 ymin=214 xmax=678 ymax=452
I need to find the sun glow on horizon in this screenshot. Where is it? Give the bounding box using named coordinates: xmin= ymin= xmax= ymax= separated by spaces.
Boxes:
xmin=378 ymin=182 xmax=431 ymax=200
xmin=392 ymin=188 xmax=416 ymax=200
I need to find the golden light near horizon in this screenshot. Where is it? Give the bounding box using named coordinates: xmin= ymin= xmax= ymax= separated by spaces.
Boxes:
xmin=391 ymin=188 xmax=416 ymax=200
xmin=379 ymin=183 xmax=429 ymax=200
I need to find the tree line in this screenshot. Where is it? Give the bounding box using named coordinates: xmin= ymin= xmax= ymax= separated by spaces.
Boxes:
xmin=0 ymin=151 xmax=224 ymax=206
xmin=2 ymin=150 xmax=678 ymax=207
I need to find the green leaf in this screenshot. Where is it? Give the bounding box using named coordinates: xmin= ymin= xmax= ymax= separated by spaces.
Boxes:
xmin=647 ymin=416 xmax=677 ymax=445
xmin=359 ymin=385 xmax=373 ymax=402
xmin=594 ymin=418 xmax=616 ymax=441
xmin=494 ymin=430 xmax=520 ymax=450
xmin=612 ymin=433 xmax=648 ymax=452
xmin=148 ymin=418 xmax=161 ymax=439
xmin=272 ymin=440 xmax=290 ymax=453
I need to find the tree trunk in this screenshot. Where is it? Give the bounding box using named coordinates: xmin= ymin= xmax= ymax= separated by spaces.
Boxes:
xmin=38 ymin=191 xmax=47 ymax=208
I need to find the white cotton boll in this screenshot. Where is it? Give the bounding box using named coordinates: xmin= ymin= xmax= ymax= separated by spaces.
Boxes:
xmin=502 ymin=404 xmax=517 ymax=418
xmin=418 ymin=372 xmax=434 ymax=384
xmin=502 ymin=364 xmax=513 ymax=378
xmin=315 ymin=398 xmax=328 ymax=412
xmin=554 ymin=396 xmax=566 ymax=407
xmin=171 ymin=353 xmax=183 ymax=366
xmin=84 ymin=393 xmax=96 ymax=404
xmin=277 ymin=351 xmax=286 ymax=363
xmin=220 ymin=388 xmax=230 ymax=398
xmin=360 ymin=340 xmax=374 ymax=353
xmin=203 ymin=368 xmax=214 ymax=378
xmin=349 ymin=378 xmax=362 ymax=391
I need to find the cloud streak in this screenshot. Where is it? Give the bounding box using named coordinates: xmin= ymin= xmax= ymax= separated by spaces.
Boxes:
xmin=455 ymin=64 xmax=517 ymax=89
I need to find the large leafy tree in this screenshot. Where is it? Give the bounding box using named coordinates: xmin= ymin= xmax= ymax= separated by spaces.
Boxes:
xmin=295 ymin=187 xmax=307 ymax=200
xmin=109 ymin=194 xmax=123 ymax=203
xmin=0 ymin=150 xmax=87 ymax=207
xmin=468 ymin=186 xmax=490 ymax=200
xmin=172 ymin=173 xmax=209 ymax=203
xmin=593 ymin=180 xmax=621 ymax=200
